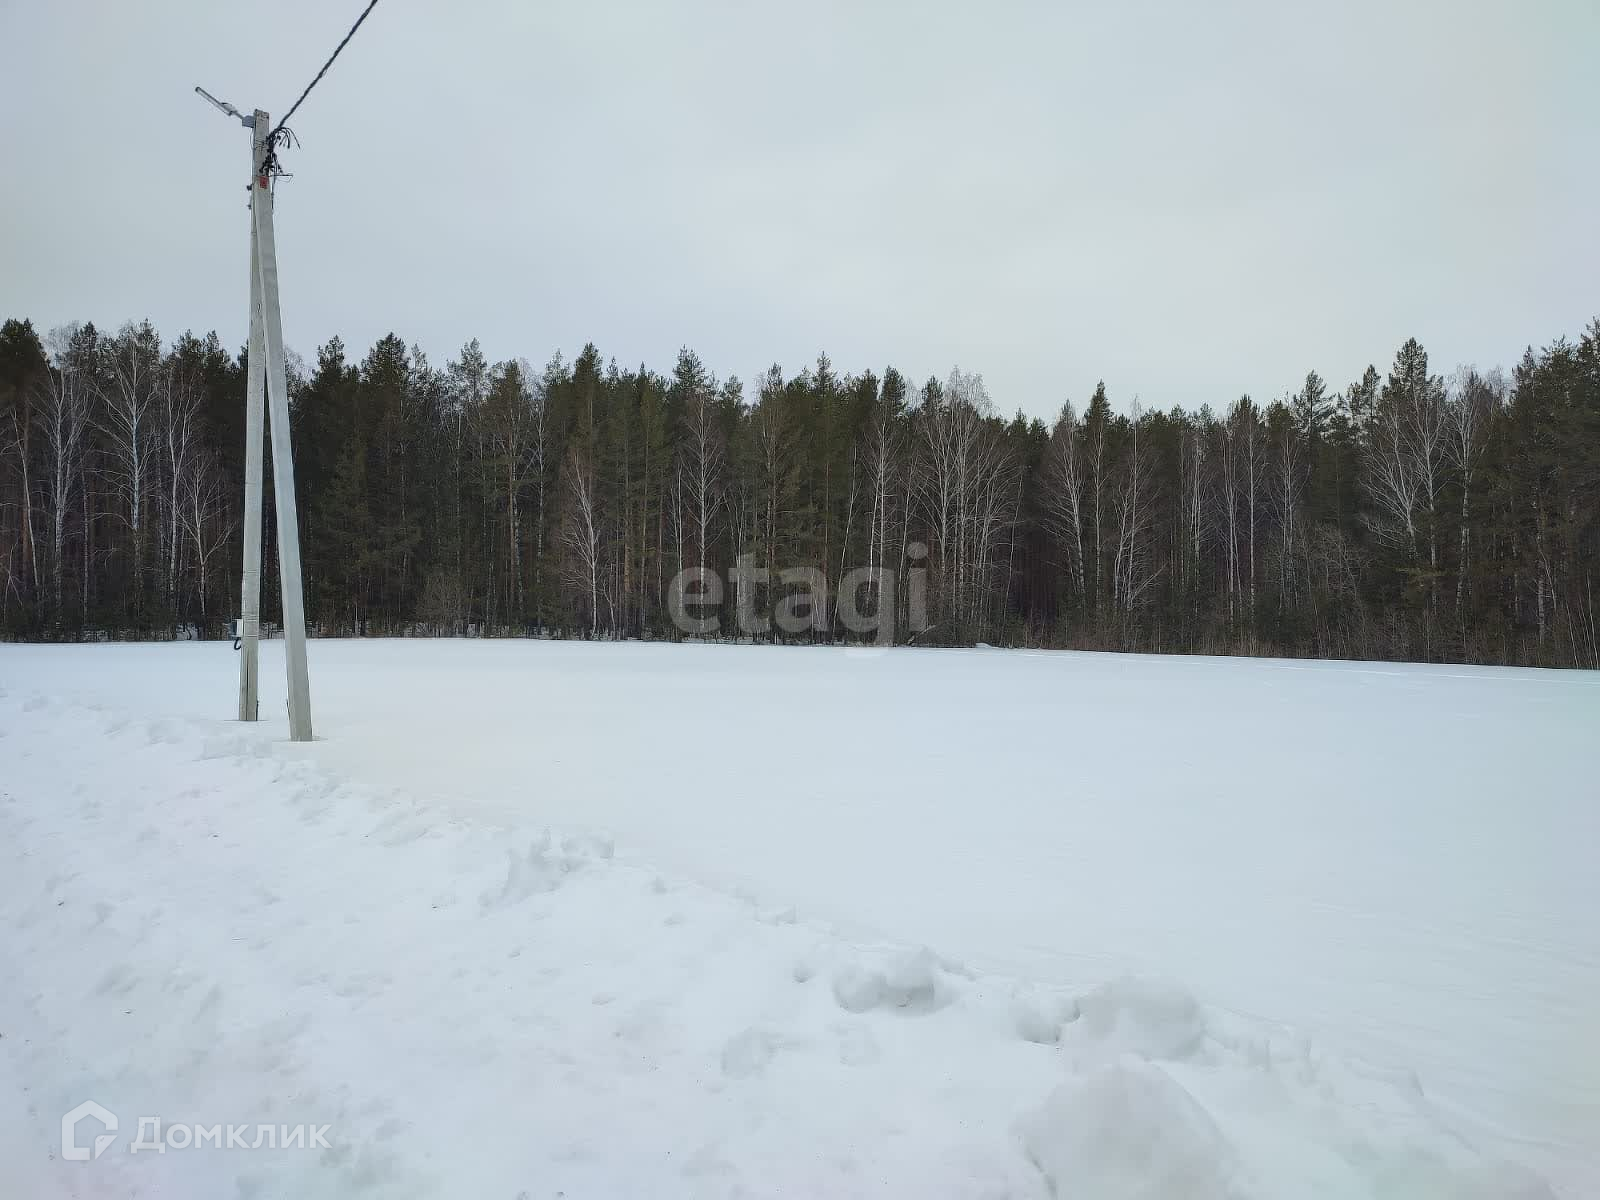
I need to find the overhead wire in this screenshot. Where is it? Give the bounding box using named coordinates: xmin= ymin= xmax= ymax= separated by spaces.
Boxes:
xmin=260 ymin=0 xmax=380 ymax=178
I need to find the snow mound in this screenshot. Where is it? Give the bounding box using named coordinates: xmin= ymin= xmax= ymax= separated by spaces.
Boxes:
xmin=1017 ymin=1058 xmax=1245 ymax=1200
xmin=1071 ymin=974 xmax=1206 ymax=1060
xmin=831 ymin=946 xmax=954 ymax=1014
xmin=479 ymin=830 xmax=591 ymax=909
xmin=1012 ymin=990 xmax=1076 ymax=1045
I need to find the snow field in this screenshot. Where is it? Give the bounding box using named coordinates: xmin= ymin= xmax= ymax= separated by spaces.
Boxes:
xmin=1 ymin=654 xmax=1588 ymax=1198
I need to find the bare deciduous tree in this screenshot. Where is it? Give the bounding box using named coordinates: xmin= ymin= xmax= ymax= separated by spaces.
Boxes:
xmin=1042 ymin=401 xmax=1087 ymax=604
xmin=680 ymin=377 xmax=725 ymax=580
xmin=561 ymin=444 xmax=604 ymax=636
xmin=1269 ymin=414 xmax=1305 ymax=610
xmin=914 ymin=369 xmax=1018 ymax=635
xmin=38 ymin=326 xmax=92 ymax=621
xmin=1216 ymin=397 xmax=1262 ymax=626
xmin=1363 ymin=350 xmax=1447 ymax=619
xmin=97 ymin=321 xmax=162 ymax=616
xmin=1110 ymin=401 xmax=1160 ymax=616
xmin=177 ymin=449 xmax=234 ymax=618
xmin=157 ymin=359 xmax=202 ymax=612
xmin=861 ymin=382 xmax=904 ymax=627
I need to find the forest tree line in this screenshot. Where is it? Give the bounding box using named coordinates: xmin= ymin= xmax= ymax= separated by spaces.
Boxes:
xmin=1 ymin=314 xmax=1597 ymax=667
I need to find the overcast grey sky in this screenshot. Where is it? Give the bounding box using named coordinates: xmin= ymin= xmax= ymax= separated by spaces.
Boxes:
xmin=2 ymin=0 xmax=1595 ymax=416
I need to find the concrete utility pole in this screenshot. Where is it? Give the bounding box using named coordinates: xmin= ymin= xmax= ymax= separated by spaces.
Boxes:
xmin=197 ymin=88 xmax=314 ymax=741
xmin=238 ymin=111 xmax=266 ymax=725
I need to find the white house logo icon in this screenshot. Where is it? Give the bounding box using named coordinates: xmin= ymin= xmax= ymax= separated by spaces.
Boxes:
xmin=61 ymin=1100 xmax=118 ymax=1161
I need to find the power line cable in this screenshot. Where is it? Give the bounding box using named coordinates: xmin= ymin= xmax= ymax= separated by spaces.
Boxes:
xmin=261 ymin=0 xmax=380 ymax=172
xmin=270 ymin=0 xmax=379 ymax=139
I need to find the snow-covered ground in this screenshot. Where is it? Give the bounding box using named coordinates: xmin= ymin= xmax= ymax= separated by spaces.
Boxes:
xmin=2 ymin=639 xmax=1595 ymax=1198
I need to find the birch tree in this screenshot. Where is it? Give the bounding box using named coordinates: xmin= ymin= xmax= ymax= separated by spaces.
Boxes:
xmin=860 ymin=368 xmax=906 ymax=626
xmin=98 ymin=321 xmax=162 ymax=619
xmin=1365 ymin=340 xmax=1447 ymax=614
xmin=561 ymin=443 xmax=603 ymax=635
xmin=1224 ymin=396 xmax=1263 ymax=623
xmin=681 ymin=376 xmax=726 ymax=581
xmin=1110 ymin=401 xmax=1160 ymax=616
xmin=1084 ymin=383 xmax=1112 ymax=611
xmin=1042 ymin=400 xmax=1087 ymax=604
xmin=38 ymin=326 xmax=92 ymax=621
xmin=156 ymin=356 xmax=202 ymax=612
xmin=178 ymin=449 xmax=234 ymax=617
xmin=914 ymin=369 xmax=1017 ymax=638
xmin=1268 ymin=404 xmax=1306 ymax=611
